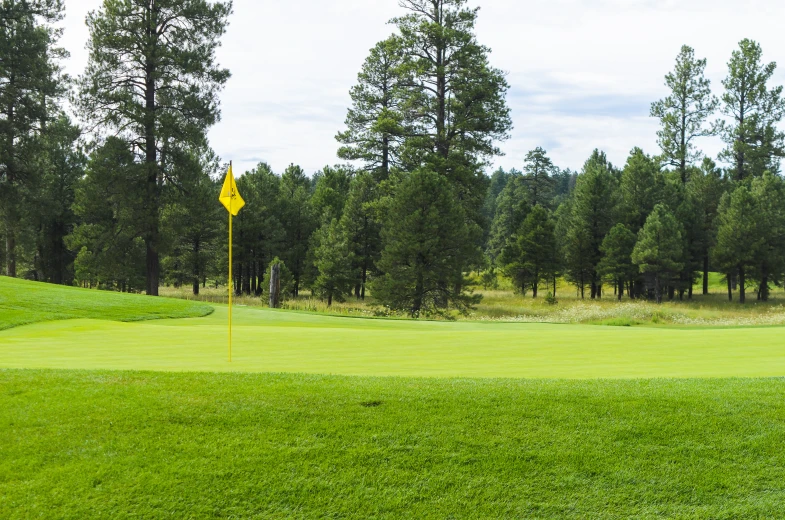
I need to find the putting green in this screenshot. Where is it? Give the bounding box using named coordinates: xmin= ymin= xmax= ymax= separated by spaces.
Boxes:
xmin=1 ymin=304 xmax=784 ymax=378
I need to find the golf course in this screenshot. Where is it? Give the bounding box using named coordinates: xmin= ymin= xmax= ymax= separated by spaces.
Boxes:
xmin=4 ymin=277 xmax=785 ymax=518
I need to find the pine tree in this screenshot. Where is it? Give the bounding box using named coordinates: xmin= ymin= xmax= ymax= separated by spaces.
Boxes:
xmin=716 ymin=39 xmax=785 ymax=181
xmin=279 ymin=164 xmax=316 ymax=297
xmin=749 ymin=172 xmax=785 ymax=301
xmin=340 ymin=172 xmax=382 ymax=299
xmin=618 ymin=147 xmax=663 ymax=232
xmin=500 ymin=205 xmax=558 ymax=297
xmin=522 ymin=147 xmax=557 ymax=207
xmin=487 ymin=174 xmax=528 ymax=263
xmin=337 ymin=37 xmax=406 ymax=181
xmin=67 ymin=137 xmax=147 ymax=291
xmin=76 ymin=0 xmax=232 ymax=295
xmin=685 ymin=158 xmax=727 ymax=295
xmin=599 ymin=223 xmax=637 ymax=301
xmin=311 ymin=219 xmax=355 ymax=306
xmin=651 ymin=45 xmax=718 ymax=184
xmin=567 ymin=151 xmax=617 ymax=298
xmin=311 ymin=165 xmax=354 ymax=222
xmin=371 ymin=169 xmax=479 ymax=317
xmin=712 ymin=186 xmax=763 ymax=303
xmin=393 ymin=0 xmax=512 ymax=220
xmin=0 ymin=0 xmax=66 ymax=277
xmin=30 ymin=115 xmax=85 ymax=285
xmin=161 ymin=150 xmax=222 ymax=295
xmin=631 ymin=204 xmax=684 ymax=304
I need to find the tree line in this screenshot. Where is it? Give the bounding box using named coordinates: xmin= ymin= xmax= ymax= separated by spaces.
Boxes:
xmin=2 ymin=0 xmax=784 ymax=316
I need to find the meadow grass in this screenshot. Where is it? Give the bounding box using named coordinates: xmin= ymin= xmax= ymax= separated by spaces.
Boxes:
xmin=3 ymin=370 xmax=785 ymax=518
xmin=161 ymin=273 xmax=785 ymax=327
xmin=0 ymin=276 xmax=212 ymax=330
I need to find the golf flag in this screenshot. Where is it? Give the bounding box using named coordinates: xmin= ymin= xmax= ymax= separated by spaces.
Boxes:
xmin=220 ymin=162 xmax=244 ymax=363
xmin=219 ymin=163 xmax=245 ymax=216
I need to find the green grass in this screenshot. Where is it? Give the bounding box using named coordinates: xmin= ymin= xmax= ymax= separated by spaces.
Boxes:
xmin=4 ymin=279 xmax=785 ymax=517
xmin=0 ymin=276 xmax=213 ymax=330
xmin=3 ymin=370 xmax=785 ymax=518
xmin=4 ymin=302 xmax=785 ymax=378
xmin=162 ymin=274 xmax=785 ymax=326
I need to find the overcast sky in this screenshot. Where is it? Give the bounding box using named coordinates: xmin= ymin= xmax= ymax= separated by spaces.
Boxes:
xmin=60 ymin=0 xmax=785 ymax=176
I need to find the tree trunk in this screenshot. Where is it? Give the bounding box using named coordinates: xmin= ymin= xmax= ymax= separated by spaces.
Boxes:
xmin=242 ymin=261 xmax=251 ymax=295
xmin=655 ymin=273 xmax=662 ymax=304
xmin=739 ymin=265 xmax=746 ymax=304
xmin=5 ymin=229 xmax=16 ymax=278
xmin=144 ymin=41 xmax=160 ymax=296
xmin=361 ymin=263 xmax=368 ymax=300
xmin=192 ymin=238 xmax=200 ymax=295
xmin=760 ymin=263 xmax=770 ymax=302
xmin=727 ymin=275 xmax=733 ymax=302
xmin=269 ymin=263 xmax=281 ymax=308
xmin=703 ymin=255 xmax=709 ymax=295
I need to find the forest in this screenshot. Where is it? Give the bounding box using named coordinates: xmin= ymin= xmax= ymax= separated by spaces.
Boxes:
xmin=2 ymin=0 xmax=785 ymax=316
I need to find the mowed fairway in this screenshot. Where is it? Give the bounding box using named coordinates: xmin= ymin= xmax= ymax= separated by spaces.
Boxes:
xmin=4 ymin=280 xmax=785 ymax=517
xmin=2 ymin=303 xmax=785 ymax=378
xmin=4 ymin=371 xmax=785 ymax=518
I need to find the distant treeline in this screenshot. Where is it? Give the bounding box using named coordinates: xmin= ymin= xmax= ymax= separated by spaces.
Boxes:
xmin=2 ymin=0 xmax=784 ymax=315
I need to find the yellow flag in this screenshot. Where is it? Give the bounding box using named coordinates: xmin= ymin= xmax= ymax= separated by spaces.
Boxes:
xmin=219 ymin=164 xmax=245 ymax=216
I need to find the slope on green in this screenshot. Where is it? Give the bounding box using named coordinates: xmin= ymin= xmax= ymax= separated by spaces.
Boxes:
xmin=3 ymin=370 xmax=785 ymax=518
xmin=2 ymin=303 xmax=785 ymax=378
xmin=0 ymin=276 xmax=213 ymax=330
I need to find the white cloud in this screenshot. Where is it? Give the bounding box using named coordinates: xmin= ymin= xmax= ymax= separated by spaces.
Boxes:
xmin=60 ymin=0 xmax=785 ymax=175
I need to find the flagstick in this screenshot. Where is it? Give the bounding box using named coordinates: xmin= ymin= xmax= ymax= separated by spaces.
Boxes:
xmin=228 ymin=160 xmax=233 ymax=363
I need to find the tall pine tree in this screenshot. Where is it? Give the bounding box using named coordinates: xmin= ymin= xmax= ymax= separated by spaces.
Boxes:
xmin=76 ymin=0 xmax=231 ymax=295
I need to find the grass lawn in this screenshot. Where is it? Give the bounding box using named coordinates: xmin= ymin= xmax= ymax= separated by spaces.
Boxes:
xmin=4 ymin=279 xmax=785 ymax=518
xmin=3 ymin=294 xmax=785 ymax=378
xmin=3 ymin=370 xmax=785 ymax=518
xmin=0 ymin=276 xmax=212 ymax=330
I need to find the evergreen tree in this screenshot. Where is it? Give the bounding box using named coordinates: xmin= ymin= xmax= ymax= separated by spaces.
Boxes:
xmin=631 ymin=204 xmax=684 ymax=304
xmin=685 ymin=158 xmax=726 ymax=295
xmin=500 ymin=205 xmax=558 ymax=297
xmin=487 ymin=173 xmax=528 ymax=263
xmin=521 ymin=147 xmax=557 ymax=207
xmin=712 ymin=186 xmax=763 ymax=303
xmin=337 ymin=37 xmax=406 ymax=181
xmin=231 ymin=162 xmax=283 ymax=297
xmin=598 ymin=223 xmax=638 ymax=301
xmin=311 ymin=218 xmax=355 ymax=306
xmin=372 ymin=169 xmax=479 ymax=317
xmin=618 ymin=147 xmax=663 ymax=232
xmin=279 ymin=164 xmax=316 ymax=297
xmin=566 ymin=151 xmax=617 ymax=298
xmin=67 ymin=137 xmax=147 ymax=291
xmin=716 ymin=39 xmax=785 ymax=181
xmin=393 ymin=0 xmax=512 ymax=219
xmin=749 ymin=172 xmax=785 ymax=301
xmin=0 ymin=0 xmax=66 ymax=277
xmin=651 ymin=45 xmax=718 ymax=184
xmin=311 ymin=165 xmax=354 ymax=222
xmin=76 ymin=0 xmax=232 ymax=295
xmin=30 ymin=115 xmax=85 ymax=284
xmin=340 ymin=171 xmax=382 ymax=299
xmin=161 ymin=150 xmax=222 ymax=295
xmin=481 ymin=167 xmax=512 ymax=227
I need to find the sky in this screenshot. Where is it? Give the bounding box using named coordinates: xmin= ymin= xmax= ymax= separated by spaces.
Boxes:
xmin=59 ymin=0 xmax=785 ymax=176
